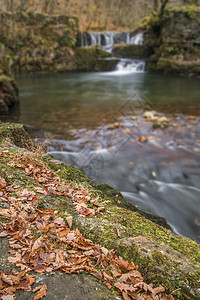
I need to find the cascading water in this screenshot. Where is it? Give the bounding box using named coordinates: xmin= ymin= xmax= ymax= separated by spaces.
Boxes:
xmin=114 ymin=59 xmax=145 ymax=75
xmin=81 ymin=31 xmax=145 ymax=74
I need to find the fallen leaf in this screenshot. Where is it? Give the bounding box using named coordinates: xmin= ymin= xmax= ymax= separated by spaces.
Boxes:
xmin=66 ymin=216 xmax=73 ymax=228
xmin=34 ymin=187 xmax=48 ymax=195
xmin=54 ymin=217 xmax=65 ymax=227
xmin=1 ymin=295 xmax=15 ymax=300
xmin=106 ymin=282 xmax=112 ymax=289
xmin=123 ymin=129 xmax=131 ymax=134
xmin=31 ymin=236 xmax=44 ymax=254
xmin=138 ymin=136 xmax=148 ymax=143
xmin=33 ymin=283 xmax=47 ymax=300
xmin=122 ymin=291 xmax=131 ymax=300
xmin=153 ymin=285 xmax=165 ymax=295
xmin=117 ymin=228 xmax=121 ymax=237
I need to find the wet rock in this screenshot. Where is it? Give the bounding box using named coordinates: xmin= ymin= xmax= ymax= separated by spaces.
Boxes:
xmin=107 ymin=122 xmax=121 ymax=129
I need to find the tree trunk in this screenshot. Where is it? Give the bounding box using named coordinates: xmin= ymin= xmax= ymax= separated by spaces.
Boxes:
xmin=159 ymin=0 xmax=170 ymax=19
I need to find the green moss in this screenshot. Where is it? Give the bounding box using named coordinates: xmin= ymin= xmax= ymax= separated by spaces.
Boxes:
xmin=75 ymin=46 xmax=112 ymax=71
xmin=0 ymin=122 xmax=32 ymax=148
xmin=112 ymin=44 xmax=150 ymax=58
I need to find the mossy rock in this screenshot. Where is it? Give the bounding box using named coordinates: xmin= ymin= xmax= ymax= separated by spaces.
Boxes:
xmin=96 ymin=58 xmax=119 ymax=71
xmin=0 ymin=122 xmax=32 ymax=148
xmin=75 ymin=46 xmax=112 ymax=71
xmin=0 ymin=75 xmax=19 ymax=114
xmin=112 ymin=44 xmax=151 ymax=58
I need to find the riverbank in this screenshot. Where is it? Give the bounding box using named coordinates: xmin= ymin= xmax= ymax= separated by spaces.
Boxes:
xmin=0 ymin=122 xmax=199 ymax=299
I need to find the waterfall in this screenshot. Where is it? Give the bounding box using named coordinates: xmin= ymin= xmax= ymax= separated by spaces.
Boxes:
xmin=81 ymin=31 xmax=145 ymax=74
xmin=126 ymin=32 xmax=143 ymax=45
xmin=81 ymin=31 xmax=143 ymax=52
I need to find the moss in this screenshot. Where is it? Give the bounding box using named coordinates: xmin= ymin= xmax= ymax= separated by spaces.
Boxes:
xmin=112 ymin=45 xmax=151 ymax=58
xmin=0 ymin=122 xmax=32 ymax=148
xmin=75 ymin=46 xmax=112 ymax=71
xmin=47 ymin=159 xmax=89 ymax=183
xmin=95 ymin=183 xmax=171 ymax=229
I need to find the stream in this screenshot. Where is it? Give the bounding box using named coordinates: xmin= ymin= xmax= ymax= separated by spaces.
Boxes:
xmin=2 ymin=70 xmax=200 ymax=243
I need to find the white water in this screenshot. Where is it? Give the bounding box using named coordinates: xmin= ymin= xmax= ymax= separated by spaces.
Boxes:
xmin=82 ymin=31 xmax=143 ymax=52
xmin=82 ymin=31 xmax=145 ymax=74
xmin=112 ymin=59 xmax=145 ymax=75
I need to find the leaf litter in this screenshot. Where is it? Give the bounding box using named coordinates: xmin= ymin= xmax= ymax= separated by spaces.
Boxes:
xmin=0 ymin=151 xmax=174 ymax=299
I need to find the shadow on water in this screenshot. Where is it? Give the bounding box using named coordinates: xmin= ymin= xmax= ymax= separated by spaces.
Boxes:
xmin=2 ymin=71 xmax=200 ymax=243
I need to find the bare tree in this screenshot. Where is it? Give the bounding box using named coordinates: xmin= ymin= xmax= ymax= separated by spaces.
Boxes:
xmin=5 ymin=0 xmax=15 ymax=12
xmin=42 ymin=0 xmax=57 ymax=14
xmin=159 ymin=0 xmax=170 ymax=18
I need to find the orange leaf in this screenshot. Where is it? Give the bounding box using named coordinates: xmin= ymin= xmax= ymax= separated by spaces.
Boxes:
xmin=33 ymin=283 xmax=47 ymax=300
xmin=106 ymin=282 xmax=112 ymax=290
xmin=58 ymin=229 xmax=70 ymax=237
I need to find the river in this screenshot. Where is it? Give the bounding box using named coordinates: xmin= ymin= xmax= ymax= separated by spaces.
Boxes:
xmin=2 ymin=71 xmax=200 ymax=243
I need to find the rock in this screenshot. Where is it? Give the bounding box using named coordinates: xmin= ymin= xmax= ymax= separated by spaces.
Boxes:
xmin=156 ymin=117 xmax=169 ymax=123
xmin=131 ymin=116 xmax=138 ymax=121
xmin=0 ymin=55 xmax=19 ymax=114
xmin=143 ymin=111 xmax=157 ymax=120
xmin=143 ymin=8 xmax=200 ymax=77
xmin=75 ymin=46 xmax=116 ymax=72
xmin=107 ymin=122 xmax=121 ymax=129
xmin=112 ymin=44 xmax=151 ymax=58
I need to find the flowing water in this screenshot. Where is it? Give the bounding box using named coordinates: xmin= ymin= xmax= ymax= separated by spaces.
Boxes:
xmin=2 ymin=70 xmax=200 ymax=243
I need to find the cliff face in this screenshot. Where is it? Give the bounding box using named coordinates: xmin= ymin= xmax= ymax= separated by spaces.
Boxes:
xmin=0 ymin=11 xmax=80 ymax=73
xmin=0 ymin=51 xmax=19 ymax=114
xmin=143 ymin=7 xmax=200 ymax=76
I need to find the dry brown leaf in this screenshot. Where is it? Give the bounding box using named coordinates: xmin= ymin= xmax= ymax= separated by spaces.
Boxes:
xmin=111 ymin=268 xmax=122 ymax=277
xmin=76 ymin=203 xmax=95 ymax=217
xmin=58 ymin=228 xmax=71 ymax=237
xmin=117 ymin=259 xmax=135 ymax=271
xmin=1 ymin=295 xmax=15 ymax=300
xmin=33 ymin=283 xmax=47 ymax=300
xmin=106 ymin=282 xmax=112 ymax=290
xmin=122 ymin=291 xmax=131 ymax=300
xmin=34 ymin=187 xmax=48 ymax=195
xmin=0 ymin=231 xmax=8 ymax=237
xmin=0 ymin=208 xmax=10 ymax=218
xmin=103 ymin=272 xmax=114 ymax=282
xmin=138 ymin=136 xmax=148 ymax=143
xmin=31 ymin=236 xmax=44 ymax=254
xmin=153 ymin=285 xmax=165 ymax=295
xmin=2 ymin=273 xmax=13 ymax=286
xmin=54 ymin=217 xmax=65 ymax=227
xmin=66 ymin=216 xmax=73 ymax=228
xmin=123 ymin=128 xmax=131 ymax=134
